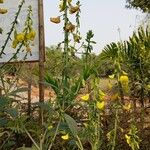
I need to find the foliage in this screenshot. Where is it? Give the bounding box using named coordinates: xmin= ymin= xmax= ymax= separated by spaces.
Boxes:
xmin=126 ymin=0 xmax=150 ymax=13
xmin=0 ymin=0 xmax=150 ymax=150
xmin=100 ymin=26 xmax=150 ymax=105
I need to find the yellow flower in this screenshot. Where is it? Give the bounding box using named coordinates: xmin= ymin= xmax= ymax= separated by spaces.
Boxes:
xmin=26 ymin=30 xmax=36 ymax=41
xmin=50 ymin=16 xmax=61 ymax=24
xmin=61 ymin=134 xmax=69 ymax=140
xmin=96 ymin=101 xmax=105 ymax=110
xmin=119 ymin=75 xmax=129 ymax=85
xmin=99 ymin=90 xmax=105 ymax=100
xmin=69 ymin=5 xmax=80 ymax=14
xmin=0 ymin=8 xmax=8 ymax=14
xmin=12 ymin=40 xmax=18 ymax=49
xmin=80 ymin=94 xmax=89 ymax=101
xmin=65 ymin=23 xmax=75 ymax=32
xmin=119 ymin=75 xmax=129 ymax=92
xmin=123 ymin=103 xmax=131 ymax=111
xmin=125 ymin=134 xmax=131 ymax=144
xmin=109 ymin=74 xmax=115 ymax=79
xmin=16 ymin=33 xmax=25 ymax=42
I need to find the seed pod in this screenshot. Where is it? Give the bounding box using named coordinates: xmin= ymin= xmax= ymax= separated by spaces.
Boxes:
xmin=50 ymin=16 xmax=61 ymax=24
xmin=0 ymin=0 xmax=4 ymax=3
xmin=73 ymin=34 xmax=81 ymax=43
xmin=0 ymin=8 xmax=8 ymax=14
xmin=65 ymin=23 xmax=75 ymax=32
xmin=69 ymin=5 xmax=80 ymax=14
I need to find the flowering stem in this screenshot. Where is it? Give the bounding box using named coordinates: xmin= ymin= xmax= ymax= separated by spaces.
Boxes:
xmin=0 ymin=0 xmax=25 ymax=56
xmin=62 ymin=0 xmax=69 ymax=110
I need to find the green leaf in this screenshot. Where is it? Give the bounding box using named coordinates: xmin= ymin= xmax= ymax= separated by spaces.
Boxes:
xmin=36 ymin=102 xmax=53 ymax=113
xmin=64 ymin=113 xmax=78 ymax=137
xmin=0 ymin=97 xmax=9 ymax=109
xmin=44 ymin=74 xmax=59 ymax=95
xmin=7 ymin=108 xmax=18 ymax=118
xmin=0 ymin=118 xmax=8 ymax=127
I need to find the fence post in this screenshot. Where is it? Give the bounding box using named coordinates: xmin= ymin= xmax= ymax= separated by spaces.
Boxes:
xmin=38 ymin=0 xmax=45 ymax=126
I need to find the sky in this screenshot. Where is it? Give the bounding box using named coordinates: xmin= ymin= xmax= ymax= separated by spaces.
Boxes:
xmin=43 ymin=0 xmax=145 ymax=54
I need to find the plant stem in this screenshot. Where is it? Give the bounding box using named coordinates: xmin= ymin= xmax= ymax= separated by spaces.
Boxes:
xmin=76 ymin=135 xmax=84 ymax=150
xmin=48 ymin=119 xmax=61 ymax=150
xmin=112 ymin=108 xmax=118 ymax=150
xmin=0 ymin=43 xmax=23 ymax=69
xmin=62 ymin=0 xmax=69 ymax=110
xmin=24 ymin=128 xmax=40 ymax=150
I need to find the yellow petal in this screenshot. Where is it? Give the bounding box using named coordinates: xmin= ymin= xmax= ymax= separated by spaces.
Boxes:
xmin=108 ymin=83 xmax=113 ymax=89
xmin=26 ymin=30 xmax=36 ymax=41
xmin=109 ymin=74 xmax=115 ymax=79
xmin=122 ymin=71 xmax=128 ymax=75
xmin=96 ymin=101 xmax=105 ymax=110
xmin=119 ymin=75 xmax=129 ymax=84
xmin=125 ymin=134 xmax=131 ymax=144
xmin=80 ymin=94 xmax=89 ymax=101
xmin=16 ymin=33 xmax=25 ymax=42
xmin=99 ymin=90 xmax=105 ymax=100
xmin=125 ymin=134 xmax=130 ymax=140
xmin=123 ymin=103 xmax=131 ymax=111
xmin=61 ymin=134 xmax=69 ymax=140
xmin=12 ymin=40 xmax=18 ymax=49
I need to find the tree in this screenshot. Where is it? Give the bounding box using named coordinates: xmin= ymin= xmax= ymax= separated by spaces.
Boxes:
xmin=126 ymin=0 xmax=150 ymax=13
